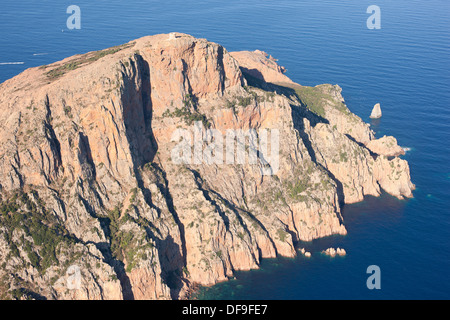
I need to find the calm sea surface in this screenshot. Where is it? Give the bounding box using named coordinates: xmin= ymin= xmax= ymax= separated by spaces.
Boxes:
xmin=1 ymin=0 xmax=449 ymax=299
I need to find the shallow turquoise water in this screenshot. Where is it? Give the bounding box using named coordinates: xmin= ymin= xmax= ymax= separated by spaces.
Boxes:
xmin=1 ymin=0 xmax=449 ymax=299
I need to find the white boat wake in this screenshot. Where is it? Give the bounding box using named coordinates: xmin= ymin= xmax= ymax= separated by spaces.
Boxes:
xmin=0 ymin=62 xmax=25 ymax=65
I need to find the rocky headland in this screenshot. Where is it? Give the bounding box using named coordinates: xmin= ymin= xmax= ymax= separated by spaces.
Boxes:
xmin=0 ymin=33 xmax=414 ymax=300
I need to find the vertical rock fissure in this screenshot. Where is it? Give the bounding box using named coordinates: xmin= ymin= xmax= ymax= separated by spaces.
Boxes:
xmin=291 ymin=104 xmax=346 ymax=205
xmin=191 ymin=169 xmax=278 ymax=258
xmin=77 ymin=192 xmax=135 ymax=300
xmin=188 ymin=168 xmax=230 ymax=231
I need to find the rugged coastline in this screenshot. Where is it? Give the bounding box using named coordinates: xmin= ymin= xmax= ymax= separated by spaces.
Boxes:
xmin=0 ymin=33 xmax=414 ymax=300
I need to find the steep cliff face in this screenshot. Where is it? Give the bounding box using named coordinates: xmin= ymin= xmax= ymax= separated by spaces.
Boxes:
xmin=0 ymin=33 xmax=414 ymax=300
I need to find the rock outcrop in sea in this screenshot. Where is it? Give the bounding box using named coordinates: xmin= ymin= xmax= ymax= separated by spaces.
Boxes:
xmin=299 ymin=248 xmax=312 ymax=257
xmin=370 ymin=103 xmax=382 ymax=119
xmin=0 ymin=33 xmax=414 ymax=300
xmin=322 ymin=247 xmax=346 ymax=257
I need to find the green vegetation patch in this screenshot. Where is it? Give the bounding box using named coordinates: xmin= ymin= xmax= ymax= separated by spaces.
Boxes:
xmin=277 ymin=228 xmax=289 ymax=242
xmin=288 ymin=84 xmax=351 ymax=117
xmin=162 ymin=94 xmax=211 ymax=128
xmin=293 ymin=86 xmax=327 ymax=117
xmin=44 ymin=42 xmax=135 ymax=80
xmin=0 ymin=190 xmax=76 ymax=273
xmin=106 ymin=204 xmax=154 ymax=273
xmin=286 ymin=178 xmax=311 ymax=200
xmin=339 ymin=151 xmax=349 ymax=163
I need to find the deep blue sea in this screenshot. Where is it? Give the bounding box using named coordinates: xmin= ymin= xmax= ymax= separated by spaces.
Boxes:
xmin=1 ymin=0 xmax=449 ymax=299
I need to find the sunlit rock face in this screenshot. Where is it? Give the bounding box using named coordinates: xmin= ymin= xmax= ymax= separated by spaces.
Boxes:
xmin=0 ymin=33 xmax=413 ymax=300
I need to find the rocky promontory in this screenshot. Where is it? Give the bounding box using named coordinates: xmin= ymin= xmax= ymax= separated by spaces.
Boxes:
xmin=0 ymin=33 xmax=414 ymax=300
